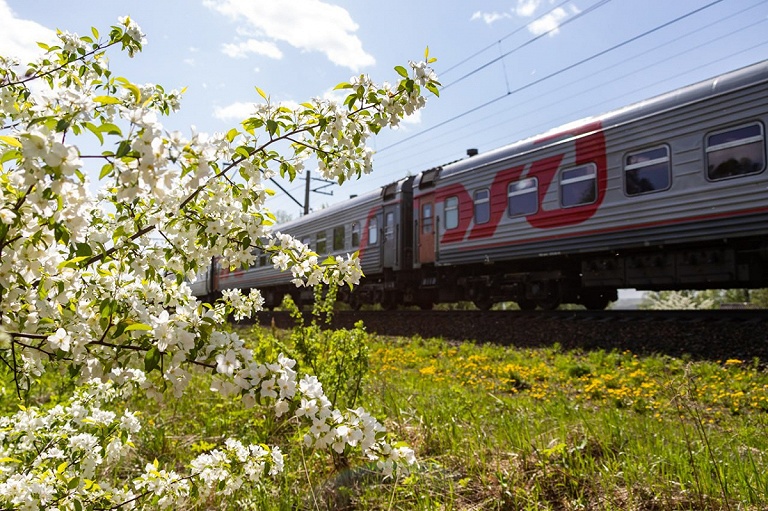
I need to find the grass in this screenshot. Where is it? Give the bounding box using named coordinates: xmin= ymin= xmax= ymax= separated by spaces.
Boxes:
xmin=365 ymin=336 xmax=768 ymax=510
xmin=4 ymin=325 xmax=768 ymax=510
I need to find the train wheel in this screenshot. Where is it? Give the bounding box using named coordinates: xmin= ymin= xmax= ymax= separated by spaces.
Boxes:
xmin=349 ymin=294 xmax=363 ymax=311
xmin=473 ymin=297 xmax=494 ymax=311
xmin=534 ymin=282 xmax=561 ymax=310
xmin=382 ymin=293 xmax=398 ymax=311
xmin=581 ymin=290 xmax=614 ymax=310
xmin=582 ymin=295 xmax=611 ymax=310
xmin=517 ymin=298 xmax=536 ymax=311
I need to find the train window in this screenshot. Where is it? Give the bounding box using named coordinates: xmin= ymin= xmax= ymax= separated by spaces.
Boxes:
xmin=706 ymin=123 xmax=765 ymax=180
xmin=624 ymin=145 xmax=670 ymax=196
xmin=385 ymin=211 xmax=395 ymax=240
xmin=249 ymin=250 xmax=261 ymax=269
xmin=474 ymin=189 xmax=490 ymax=224
xmin=259 ymin=253 xmax=267 ymax=267
xmin=316 ymin=231 xmax=327 ymax=254
xmin=507 ymin=178 xmax=538 ymax=216
xmin=368 ymin=217 xmax=378 ymax=245
xmin=560 ymin=164 xmax=597 ymax=208
xmin=351 ymin=222 xmax=360 ymax=248
xmin=333 ymin=226 xmax=345 ymax=251
xmin=422 ymin=203 xmax=433 ymax=234
xmin=444 ymin=196 xmax=459 ymax=229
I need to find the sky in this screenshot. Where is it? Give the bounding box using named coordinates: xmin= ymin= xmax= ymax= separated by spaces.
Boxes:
xmin=1 ymin=0 xmax=767 ymax=219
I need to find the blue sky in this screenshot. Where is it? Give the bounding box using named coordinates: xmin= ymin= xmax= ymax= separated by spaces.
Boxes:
xmin=1 ymin=0 xmax=767 ymax=218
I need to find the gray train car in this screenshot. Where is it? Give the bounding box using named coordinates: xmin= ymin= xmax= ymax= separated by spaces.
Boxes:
xmin=413 ymin=60 xmax=768 ymax=309
xmin=193 ymin=176 xmax=415 ymax=309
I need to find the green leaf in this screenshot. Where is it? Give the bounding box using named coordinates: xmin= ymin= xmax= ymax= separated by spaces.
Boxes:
xmin=57 ymin=256 xmax=89 ymax=269
xmin=115 ymin=139 xmax=132 ymax=158
xmin=394 ymin=65 xmax=409 ymax=78
xmin=144 ymin=346 xmax=162 ymax=373
xmin=99 ymin=162 xmax=114 ymax=179
xmin=255 ymin=86 xmax=268 ymax=100
xmin=84 ymin=122 xmax=104 ymax=144
xmin=100 ymin=123 xmax=123 ymax=136
xmin=426 ymin=83 xmax=440 ymax=97
xmin=333 ymin=82 xmax=353 ymax=90
xmin=0 ymin=149 xmax=20 ymax=164
xmin=55 ymin=118 xmax=71 ymax=132
xmin=266 ymin=119 xmax=278 ymax=136
xmin=116 ymin=77 xmax=142 ymax=102
xmin=75 ymin=243 xmax=93 ymax=257
xmin=125 ymin=323 xmax=153 ymax=332
xmin=93 ymin=95 xmax=122 ymax=105
xmin=68 ymin=477 xmax=81 ymax=490
xmin=99 ymin=299 xmax=118 ymax=319
xmin=234 ymin=146 xmax=251 ymax=159
xmin=0 ymin=135 xmax=21 ymax=148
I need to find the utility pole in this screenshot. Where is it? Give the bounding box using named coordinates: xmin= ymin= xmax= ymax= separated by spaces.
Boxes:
xmin=269 ymin=170 xmax=335 ymax=218
xmin=302 ymin=170 xmax=334 ymax=216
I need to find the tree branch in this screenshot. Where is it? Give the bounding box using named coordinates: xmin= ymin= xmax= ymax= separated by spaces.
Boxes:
xmin=1 ymin=40 xmax=119 ymax=88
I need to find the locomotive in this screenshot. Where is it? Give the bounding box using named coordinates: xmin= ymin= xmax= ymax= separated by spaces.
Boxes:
xmin=191 ymin=59 xmax=768 ymax=310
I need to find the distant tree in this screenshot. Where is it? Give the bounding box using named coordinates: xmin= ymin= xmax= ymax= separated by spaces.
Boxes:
xmin=273 ymin=209 xmax=294 ymax=224
xmin=641 ymin=289 xmax=768 ymax=310
xmin=641 ymin=290 xmax=716 ymax=310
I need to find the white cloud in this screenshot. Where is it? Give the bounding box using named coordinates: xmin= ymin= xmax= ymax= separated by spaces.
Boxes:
xmin=470 ymin=11 xmax=512 ymax=25
xmin=515 ymin=0 xmax=542 ymax=18
xmin=221 ymin=39 xmax=283 ymax=60
xmin=400 ymin=109 xmax=422 ymax=126
xmin=528 ymin=7 xmax=568 ymax=36
xmin=0 ymin=0 xmax=56 ymax=65
xmin=213 ymin=101 xmax=258 ymax=121
xmin=203 ymin=0 xmax=374 ymax=71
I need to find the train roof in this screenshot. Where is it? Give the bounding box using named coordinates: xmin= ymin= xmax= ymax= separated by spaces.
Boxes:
xmin=271 ymin=175 xmax=413 ymax=232
xmin=416 ymin=59 xmax=768 ymax=184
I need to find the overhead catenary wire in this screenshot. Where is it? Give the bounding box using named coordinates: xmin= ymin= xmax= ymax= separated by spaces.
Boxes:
xmin=439 ymin=0 xmax=574 ymax=76
xmin=442 ymin=0 xmax=614 ymax=90
xmin=377 ymin=0 xmax=726 ymax=155
xmin=375 ymin=0 xmax=768 ymax=174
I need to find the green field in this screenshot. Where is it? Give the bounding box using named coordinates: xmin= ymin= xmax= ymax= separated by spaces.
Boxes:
xmin=4 ymin=321 xmax=768 ymax=510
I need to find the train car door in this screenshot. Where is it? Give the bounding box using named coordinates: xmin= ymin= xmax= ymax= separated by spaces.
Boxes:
xmin=382 ymin=206 xmax=398 ymax=268
xmin=418 ymin=197 xmax=436 ymax=264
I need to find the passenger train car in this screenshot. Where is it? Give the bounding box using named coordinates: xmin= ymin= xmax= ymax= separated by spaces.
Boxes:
xmin=191 ymin=60 xmax=768 ymax=310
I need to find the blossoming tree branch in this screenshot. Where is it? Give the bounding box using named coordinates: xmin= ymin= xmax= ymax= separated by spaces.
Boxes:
xmin=0 ymin=17 xmax=439 ymax=509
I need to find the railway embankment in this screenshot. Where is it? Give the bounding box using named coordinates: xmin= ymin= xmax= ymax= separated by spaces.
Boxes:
xmin=255 ymin=309 xmax=768 ymax=362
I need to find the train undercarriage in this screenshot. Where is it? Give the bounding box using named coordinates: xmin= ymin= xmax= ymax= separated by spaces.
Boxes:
xmin=258 ymin=238 xmax=768 ymax=312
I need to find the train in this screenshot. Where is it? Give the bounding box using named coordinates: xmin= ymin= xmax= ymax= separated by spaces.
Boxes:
xmin=190 ymin=59 xmax=768 ymax=311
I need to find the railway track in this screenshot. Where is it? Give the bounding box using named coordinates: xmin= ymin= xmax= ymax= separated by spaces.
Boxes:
xmin=254 ymin=309 xmax=768 ymax=362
